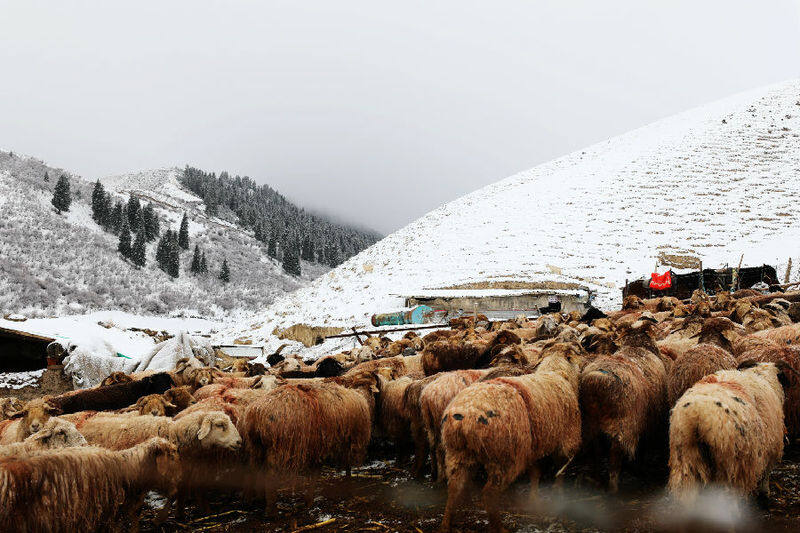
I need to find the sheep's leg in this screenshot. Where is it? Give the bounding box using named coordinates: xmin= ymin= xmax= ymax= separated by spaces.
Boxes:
xmin=756 ymin=469 xmax=773 ymax=508
xmin=412 ymin=422 xmax=429 ymax=480
xmin=483 ymin=468 xmax=508 ymax=533
xmin=440 ymin=463 xmax=469 ymax=533
xmin=435 ymin=436 xmax=447 ymax=485
xmin=608 ymin=440 xmax=624 ymax=494
xmin=264 ymin=471 xmax=279 ymax=517
xmin=528 ymin=462 xmax=541 ymax=504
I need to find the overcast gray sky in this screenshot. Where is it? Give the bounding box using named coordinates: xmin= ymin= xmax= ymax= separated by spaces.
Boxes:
xmin=2 ymin=1 xmax=799 ymax=234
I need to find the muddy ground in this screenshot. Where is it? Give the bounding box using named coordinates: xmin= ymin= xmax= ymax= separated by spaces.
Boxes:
xmin=137 ymin=441 xmax=800 ymax=533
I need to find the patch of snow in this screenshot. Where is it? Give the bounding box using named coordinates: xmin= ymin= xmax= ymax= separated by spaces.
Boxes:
xmin=0 ymin=369 xmax=45 ymax=390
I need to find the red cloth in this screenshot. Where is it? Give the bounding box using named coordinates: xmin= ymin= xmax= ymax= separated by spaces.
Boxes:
xmin=650 ymin=271 xmax=672 ymax=290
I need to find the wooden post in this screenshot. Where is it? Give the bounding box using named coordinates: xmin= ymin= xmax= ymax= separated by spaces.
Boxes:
xmin=351 ymin=327 xmax=363 ymax=346
xmin=785 ymin=258 xmax=793 ymax=284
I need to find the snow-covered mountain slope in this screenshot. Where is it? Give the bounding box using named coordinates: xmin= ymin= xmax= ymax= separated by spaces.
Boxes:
xmin=0 ymin=155 xmax=326 ymax=318
xmin=228 ymin=79 xmax=800 ymax=344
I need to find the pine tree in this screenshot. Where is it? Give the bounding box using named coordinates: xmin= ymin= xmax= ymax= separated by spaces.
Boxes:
xmin=178 ymin=213 xmax=190 ymax=249
xmin=156 ymin=231 xmax=170 ymax=272
xmin=111 ymin=202 xmax=124 ymax=234
xmin=142 ymin=203 xmax=159 ymax=241
xmin=219 ymin=258 xmax=230 ymax=283
xmin=118 ymin=218 xmax=132 ymax=259
xmin=190 ymin=244 xmax=202 ymax=274
xmin=267 ymin=234 xmax=277 ymax=259
xmin=126 ymin=196 xmax=140 ymax=228
xmin=99 ymin=192 xmax=113 ymax=229
xmin=282 ymin=242 xmax=301 ymax=277
xmin=131 ymin=216 xmax=147 ymax=267
xmin=43 ymin=171 xmax=49 ymax=182
xmin=91 ymin=180 xmax=106 ymax=222
xmin=167 ymin=232 xmax=180 ymax=278
xmin=200 ymin=252 xmax=208 ymax=273
xmin=51 ymin=175 xmax=72 ymax=213
xmin=254 ymin=224 xmax=264 ymax=242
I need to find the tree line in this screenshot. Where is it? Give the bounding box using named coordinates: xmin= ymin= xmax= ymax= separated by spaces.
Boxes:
xmin=182 ymin=166 xmax=380 ymax=277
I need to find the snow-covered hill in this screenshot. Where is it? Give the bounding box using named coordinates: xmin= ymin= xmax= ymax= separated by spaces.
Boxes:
xmin=227 ymin=79 xmax=800 ymax=345
xmin=0 ymin=155 xmax=326 ymax=318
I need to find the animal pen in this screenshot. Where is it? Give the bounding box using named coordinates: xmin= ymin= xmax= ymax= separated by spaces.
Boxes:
xmin=623 ymin=264 xmax=779 ymax=300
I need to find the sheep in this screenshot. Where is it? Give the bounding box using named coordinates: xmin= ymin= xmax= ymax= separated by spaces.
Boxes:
xmin=666 ymin=318 xmax=742 ymax=405
xmin=0 ymin=417 xmax=87 ymax=457
xmin=73 ymin=410 xmax=241 ymax=453
xmin=421 ymin=331 xmax=498 ymax=375
xmin=344 ymin=354 xmax=424 ymax=378
xmin=753 ymin=322 xmax=800 ymax=346
xmin=163 ymin=386 xmax=197 ymax=416
xmin=0 ymin=398 xmax=23 ymax=421
xmin=737 ymin=344 xmax=800 ymax=436
xmin=439 ymin=352 xmax=581 ymax=533
xmin=0 ymin=398 xmax=62 ymax=444
xmin=127 ymin=394 xmax=176 ymax=417
xmin=49 ymin=372 xmax=174 ymax=414
xmin=100 ymin=371 xmax=134 ymax=387
xmin=0 ymin=437 xmax=179 ymax=532
xmin=668 ymin=362 xmax=789 ymax=503
xmin=375 ymin=375 xmax=415 ymax=457
xmin=403 ymin=374 xmax=442 ymax=479
xmin=420 ymin=369 xmax=488 ymax=481
xmin=579 ymin=318 xmax=668 ymax=492
xmin=241 ymin=371 xmax=380 ymax=513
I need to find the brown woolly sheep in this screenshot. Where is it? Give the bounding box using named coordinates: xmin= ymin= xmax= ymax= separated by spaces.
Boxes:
xmin=0 ymin=437 xmax=179 ymax=532
xmin=622 ymin=294 xmax=644 ymax=310
xmin=163 ymin=386 xmax=197 ymax=416
xmin=580 ymin=319 xmax=668 ymax=492
xmin=0 ymin=398 xmax=62 ymax=444
xmin=753 ymin=322 xmax=800 ymax=346
xmin=0 ymin=398 xmax=23 ymax=421
xmin=175 ymin=396 xmax=243 ymax=426
xmin=403 ymin=374 xmax=441 ymax=479
xmin=241 ymin=372 xmax=380 ymax=513
xmin=422 ymin=331 xmax=503 ymax=375
xmin=666 ymin=318 xmax=742 ymax=405
xmin=0 ymin=417 xmax=87 ymax=457
xmin=440 ymin=353 xmax=581 ymax=532
xmin=100 ymin=371 xmax=134 ymax=387
xmin=50 ymin=373 xmax=174 ymax=414
xmin=737 ymin=344 xmax=800 ymax=436
xmin=420 ymin=369 xmax=489 ymax=481
xmin=344 ymin=354 xmax=424 ymax=378
xmin=376 ymin=375 xmax=414 ymax=453
xmin=128 ymin=394 xmax=176 ymax=417
xmin=668 ymin=362 xmax=788 ymax=503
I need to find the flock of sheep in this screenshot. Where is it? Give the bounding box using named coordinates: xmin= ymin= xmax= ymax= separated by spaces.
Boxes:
xmin=1 ymin=287 xmax=799 ymax=532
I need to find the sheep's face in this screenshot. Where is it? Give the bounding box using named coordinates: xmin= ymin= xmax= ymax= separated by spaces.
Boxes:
xmin=250 ymin=375 xmax=280 ymax=391
xmin=135 ymin=395 xmax=174 ymax=417
xmin=13 ymin=399 xmax=61 ymax=436
xmin=29 ymin=418 xmax=87 ymax=449
xmin=189 ymin=368 xmax=214 ymax=389
xmin=197 ymin=414 xmax=241 ymax=451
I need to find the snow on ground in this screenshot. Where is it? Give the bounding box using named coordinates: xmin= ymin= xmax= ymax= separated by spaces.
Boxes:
xmin=0 ymin=370 xmax=45 ymax=390
xmin=222 ymin=79 xmax=800 ymax=349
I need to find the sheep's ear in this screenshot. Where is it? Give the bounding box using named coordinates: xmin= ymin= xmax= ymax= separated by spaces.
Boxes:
xmin=250 ymin=376 xmax=263 ymax=389
xmin=164 ymin=401 xmax=177 ymax=410
xmin=45 ymin=404 xmax=62 ymax=415
xmin=197 ymin=417 xmax=212 ymax=440
xmin=10 ymin=409 xmax=27 ymax=420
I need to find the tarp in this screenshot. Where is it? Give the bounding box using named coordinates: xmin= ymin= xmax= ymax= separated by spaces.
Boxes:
xmin=62 ymin=331 xmax=215 ymax=389
xmin=650 ymin=271 xmax=672 ymax=290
